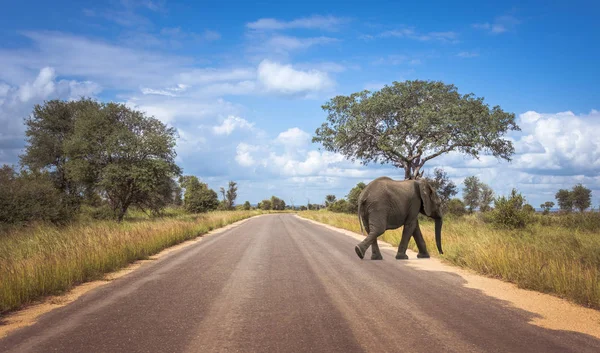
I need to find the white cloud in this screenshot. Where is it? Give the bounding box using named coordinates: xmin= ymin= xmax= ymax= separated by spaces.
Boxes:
xmin=265 ymin=35 xmax=338 ymax=52
xmin=275 ymin=127 xmax=310 ymax=147
xmin=246 ymin=15 xmax=347 ymax=31
xmin=457 ymin=51 xmax=479 ymax=58
xmin=473 ymin=15 xmax=520 ymax=34
xmin=257 ymin=60 xmax=333 ymax=95
xmin=213 ymin=115 xmax=254 ymax=135
xmin=377 ymin=28 xmax=458 ymax=43
xmin=235 ymin=143 xmax=259 ymax=167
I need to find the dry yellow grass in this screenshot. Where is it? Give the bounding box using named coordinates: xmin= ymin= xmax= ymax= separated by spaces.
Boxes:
xmin=0 ymin=210 xmax=265 ymax=314
xmin=298 ymin=211 xmax=600 ymax=309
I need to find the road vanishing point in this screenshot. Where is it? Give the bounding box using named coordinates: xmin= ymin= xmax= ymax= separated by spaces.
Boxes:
xmin=1 ymin=214 xmax=599 ymax=352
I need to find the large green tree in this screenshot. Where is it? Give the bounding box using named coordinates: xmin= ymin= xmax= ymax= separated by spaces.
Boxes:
xmin=65 ymin=102 xmax=181 ymax=221
xmin=462 ymin=176 xmax=481 ymax=213
xmin=313 ymin=80 xmax=519 ymax=179
xmin=571 ymin=184 xmax=592 ymax=213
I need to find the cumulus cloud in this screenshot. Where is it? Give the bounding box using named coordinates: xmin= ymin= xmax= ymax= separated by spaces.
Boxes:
xmin=512 ymin=110 xmax=600 ymax=176
xmin=213 ymin=115 xmax=254 ymax=135
xmin=257 ymin=60 xmax=333 ymax=95
xmin=0 ymin=67 xmax=102 ymax=165
xmin=275 ymin=127 xmax=310 ymax=147
xmin=235 ymin=143 xmax=259 ymax=167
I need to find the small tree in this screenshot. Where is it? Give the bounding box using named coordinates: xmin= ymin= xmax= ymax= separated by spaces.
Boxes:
xmin=479 ymin=184 xmax=494 ymax=212
xmin=180 ymin=176 xmax=219 ymax=213
xmin=271 ymin=196 xmax=286 ymax=210
xmin=540 ymin=201 xmax=555 ymax=215
xmin=260 ymin=199 xmax=272 ymax=210
xmin=424 ymin=168 xmax=457 ymax=211
xmin=313 ymin=80 xmax=519 ymax=180
xmin=463 ymin=176 xmax=481 ymax=213
xmin=490 ymin=189 xmax=530 ymax=229
xmin=325 ymin=195 xmax=337 ymax=207
xmin=347 ymin=182 xmax=366 ymax=214
xmin=243 ymin=201 xmax=251 ymax=210
xmin=555 ymin=189 xmax=573 ymax=212
xmin=571 ymin=184 xmax=592 ymax=213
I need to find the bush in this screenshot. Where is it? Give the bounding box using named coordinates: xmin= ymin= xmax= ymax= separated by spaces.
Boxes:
xmin=0 ymin=165 xmax=77 ymax=225
xmin=445 ymin=198 xmax=467 ymax=217
xmin=329 ymin=199 xmax=349 ymax=213
xmin=488 ymin=189 xmax=531 ymax=229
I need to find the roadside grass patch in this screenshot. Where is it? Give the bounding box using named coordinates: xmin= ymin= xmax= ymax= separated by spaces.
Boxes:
xmin=0 ymin=210 xmax=264 ymax=314
xmin=298 ymin=211 xmax=600 ymax=309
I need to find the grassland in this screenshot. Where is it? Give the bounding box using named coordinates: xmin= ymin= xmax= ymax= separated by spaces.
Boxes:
xmin=298 ymin=211 xmax=600 ymax=309
xmin=0 ymin=210 xmax=266 ymax=314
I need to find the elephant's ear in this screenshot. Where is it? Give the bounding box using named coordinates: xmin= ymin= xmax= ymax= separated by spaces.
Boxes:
xmin=419 ymin=181 xmax=435 ymax=217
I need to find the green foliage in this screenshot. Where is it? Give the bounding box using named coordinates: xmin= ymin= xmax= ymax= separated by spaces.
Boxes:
xmin=243 ymin=201 xmax=251 ymax=210
xmin=21 ymin=99 xmax=181 ymax=222
xmin=523 ymin=204 xmax=535 ymax=213
xmin=555 ymin=189 xmax=573 ymax=212
xmin=0 ymin=165 xmax=77 ymax=225
xmin=180 ymin=176 xmax=219 ymax=213
xmin=462 ymin=176 xmax=481 ymax=213
xmin=325 ymin=194 xmax=337 ymax=207
xmin=328 ymin=199 xmax=349 ymax=213
xmin=313 ymin=80 xmax=519 ymax=179
xmin=445 ymin=198 xmax=467 ymax=217
xmin=489 ymin=189 xmax=531 ymax=229
xmin=299 ymin=206 xmax=308 ymax=211
xmin=270 ymin=196 xmax=286 ymax=210
xmin=346 ymin=182 xmax=366 ymax=214
xmin=572 ymin=184 xmax=592 ymax=212
xmin=219 ymin=181 xmax=238 ymax=210
xmin=259 ymin=199 xmax=272 ymax=210
xmin=540 ymin=201 xmax=555 ymax=215
xmin=424 ymin=168 xmax=457 ymax=211
xmin=479 ymin=184 xmax=494 ymax=212
xmin=555 ymin=184 xmax=593 ymax=213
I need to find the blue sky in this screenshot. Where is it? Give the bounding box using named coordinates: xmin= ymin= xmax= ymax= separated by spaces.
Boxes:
xmin=1 ymin=0 xmax=599 ymax=207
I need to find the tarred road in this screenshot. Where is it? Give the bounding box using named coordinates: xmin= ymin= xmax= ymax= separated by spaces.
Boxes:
xmin=1 ymin=214 xmax=599 ymax=352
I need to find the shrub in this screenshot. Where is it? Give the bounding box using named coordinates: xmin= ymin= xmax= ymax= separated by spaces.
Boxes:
xmin=0 ymin=165 xmax=77 ymax=225
xmin=329 ymin=199 xmax=349 ymax=213
xmin=489 ymin=189 xmax=531 ymax=229
xmin=445 ymin=198 xmax=467 ymax=217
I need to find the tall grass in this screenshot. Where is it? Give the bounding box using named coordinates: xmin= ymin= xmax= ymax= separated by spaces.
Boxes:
xmin=0 ymin=210 xmax=263 ymax=314
xmin=299 ymin=211 xmax=600 ymax=309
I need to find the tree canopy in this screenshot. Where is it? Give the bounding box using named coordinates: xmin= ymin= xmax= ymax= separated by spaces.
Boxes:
xmin=313 ymin=80 xmax=519 ymax=179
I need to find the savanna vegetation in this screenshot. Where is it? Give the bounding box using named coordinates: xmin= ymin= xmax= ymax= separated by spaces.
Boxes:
xmin=0 ymin=98 xmax=275 ymax=314
xmin=304 ymin=170 xmax=600 ymax=309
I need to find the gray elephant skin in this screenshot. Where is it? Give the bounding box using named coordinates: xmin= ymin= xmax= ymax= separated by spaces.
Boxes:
xmin=354 ymin=177 xmax=443 ymax=260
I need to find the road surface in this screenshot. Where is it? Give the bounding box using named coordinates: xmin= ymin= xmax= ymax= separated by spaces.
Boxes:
xmin=1 ymin=214 xmax=599 ymax=352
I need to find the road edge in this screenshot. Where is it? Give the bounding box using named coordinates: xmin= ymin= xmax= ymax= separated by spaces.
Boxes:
xmin=0 ymin=214 xmax=267 ymax=339
xmin=294 ymin=214 xmax=600 ymax=339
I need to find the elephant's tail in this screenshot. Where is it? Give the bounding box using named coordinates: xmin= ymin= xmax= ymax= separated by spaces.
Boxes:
xmin=358 ymin=199 xmax=367 ymax=236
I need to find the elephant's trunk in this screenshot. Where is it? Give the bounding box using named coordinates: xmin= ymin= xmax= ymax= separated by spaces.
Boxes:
xmin=435 ymin=218 xmax=443 ymax=254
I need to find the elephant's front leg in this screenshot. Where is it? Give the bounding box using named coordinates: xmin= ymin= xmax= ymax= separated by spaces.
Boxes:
xmin=371 ymin=238 xmax=383 ymax=260
xmin=396 ymin=221 xmax=417 ymax=260
xmin=413 ymin=221 xmax=430 ymax=258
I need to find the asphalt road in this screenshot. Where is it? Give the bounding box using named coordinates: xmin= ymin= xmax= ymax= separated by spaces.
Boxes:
xmin=1 ymin=214 xmax=600 ymax=353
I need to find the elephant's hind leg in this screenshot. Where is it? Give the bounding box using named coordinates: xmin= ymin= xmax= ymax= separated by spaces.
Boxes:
xmin=371 ymin=239 xmax=383 ymax=260
xmin=413 ymin=222 xmax=430 ymax=259
xmin=355 ymin=226 xmax=384 ymax=260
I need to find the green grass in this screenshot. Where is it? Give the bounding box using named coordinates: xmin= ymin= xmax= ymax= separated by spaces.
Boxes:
xmin=0 ymin=210 xmax=266 ymax=314
xmin=298 ymin=211 xmax=600 ymax=309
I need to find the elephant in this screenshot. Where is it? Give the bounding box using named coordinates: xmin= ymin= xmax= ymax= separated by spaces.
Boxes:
xmin=354 ymin=177 xmax=443 ymax=260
